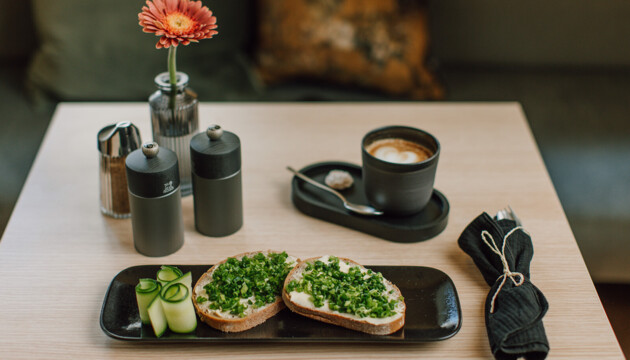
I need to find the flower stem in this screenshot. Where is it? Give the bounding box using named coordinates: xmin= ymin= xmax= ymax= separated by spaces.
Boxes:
xmin=168 ymin=46 xmax=177 ymax=90
xmin=167 ymin=46 xmax=177 ymax=117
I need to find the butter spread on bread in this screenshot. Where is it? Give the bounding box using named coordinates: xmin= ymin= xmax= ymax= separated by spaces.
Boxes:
xmin=283 ymin=255 xmax=405 ymax=335
xmin=193 ymin=250 xmax=297 ymax=332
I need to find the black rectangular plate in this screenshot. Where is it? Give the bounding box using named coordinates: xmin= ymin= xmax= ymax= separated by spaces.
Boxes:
xmin=100 ymin=265 xmax=461 ymax=343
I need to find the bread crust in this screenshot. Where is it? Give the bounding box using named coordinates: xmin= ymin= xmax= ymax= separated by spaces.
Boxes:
xmin=282 ymin=256 xmax=406 ymax=335
xmin=192 ymin=250 xmax=297 ymax=333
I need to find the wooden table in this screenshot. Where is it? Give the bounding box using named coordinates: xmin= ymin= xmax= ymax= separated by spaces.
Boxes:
xmin=0 ymin=103 xmax=623 ymax=359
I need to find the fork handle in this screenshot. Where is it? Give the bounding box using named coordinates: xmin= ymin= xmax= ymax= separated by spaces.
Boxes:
xmin=508 ymin=205 xmax=523 ymax=226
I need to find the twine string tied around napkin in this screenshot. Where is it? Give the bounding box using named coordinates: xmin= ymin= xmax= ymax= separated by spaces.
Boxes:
xmin=481 ymin=226 xmax=527 ymax=313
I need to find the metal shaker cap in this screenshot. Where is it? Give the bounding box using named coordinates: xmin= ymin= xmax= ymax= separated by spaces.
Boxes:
xmin=125 ymin=142 xmax=180 ymax=198
xmin=190 ymin=125 xmax=241 ymax=179
xmin=97 ymin=121 xmax=141 ymax=157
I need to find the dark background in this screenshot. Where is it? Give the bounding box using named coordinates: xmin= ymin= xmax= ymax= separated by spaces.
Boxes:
xmin=1 ymin=0 xmax=628 ymax=355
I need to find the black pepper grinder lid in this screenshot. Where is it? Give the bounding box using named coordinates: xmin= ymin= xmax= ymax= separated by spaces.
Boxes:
xmin=125 ymin=142 xmax=180 ymax=198
xmin=190 ymin=125 xmax=241 ymax=179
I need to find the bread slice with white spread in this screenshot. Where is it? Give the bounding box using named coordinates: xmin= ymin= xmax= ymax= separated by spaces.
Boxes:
xmin=282 ymin=255 xmax=406 ymax=335
xmin=192 ymin=250 xmax=298 ymax=332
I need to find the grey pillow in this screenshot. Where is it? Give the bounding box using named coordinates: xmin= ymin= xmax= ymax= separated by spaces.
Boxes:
xmin=27 ymin=0 xmax=258 ymax=101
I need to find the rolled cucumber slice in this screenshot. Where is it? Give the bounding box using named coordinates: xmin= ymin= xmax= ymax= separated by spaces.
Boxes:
xmin=139 ymin=267 xmax=196 ymax=337
xmin=146 ymin=295 xmax=168 ymax=338
xmin=135 ymin=278 xmax=161 ymax=324
xmin=160 ymin=282 xmax=197 ymax=333
xmin=156 ymin=265 xmax=183 ymax=286
xmin=160 ymin=271 xmax=193 ymax=298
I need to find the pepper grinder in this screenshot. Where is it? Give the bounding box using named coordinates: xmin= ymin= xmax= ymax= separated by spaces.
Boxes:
xmin=125 ymin=142 xmax=184 ymax=256
xmin=190 ymin=125 xmax=243 ymax=237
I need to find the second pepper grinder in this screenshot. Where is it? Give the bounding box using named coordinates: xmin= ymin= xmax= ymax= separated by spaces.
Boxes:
xmin=125 ymin=142 xmax=184 ymax=256
xmin=190 ymin=125 xmax=243 ymax=237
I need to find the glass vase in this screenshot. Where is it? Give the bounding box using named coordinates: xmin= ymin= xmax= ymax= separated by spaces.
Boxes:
xmin=149 ymin=72 xmax=198 ymax=196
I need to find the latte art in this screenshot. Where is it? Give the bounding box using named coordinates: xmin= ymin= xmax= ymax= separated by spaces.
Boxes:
xmin=366 ymin=138 xmax=432 ymax=164
xmin=373 ymin=147 xmax=422 ymax=164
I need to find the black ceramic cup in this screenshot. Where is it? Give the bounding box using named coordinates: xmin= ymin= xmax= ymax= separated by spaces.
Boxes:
xmin=362 ymin=125 xmax=440 ymax=216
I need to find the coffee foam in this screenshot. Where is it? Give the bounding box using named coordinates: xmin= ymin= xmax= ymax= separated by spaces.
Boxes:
xmin=366 ymin=138 xmax=431 ymax=164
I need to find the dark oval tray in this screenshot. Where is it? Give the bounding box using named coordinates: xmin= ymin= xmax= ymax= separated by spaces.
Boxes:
xmin=291 ymin=162 xmax=449 ymax=243
xmin=100 ymin=264 xmax=461 ymax=342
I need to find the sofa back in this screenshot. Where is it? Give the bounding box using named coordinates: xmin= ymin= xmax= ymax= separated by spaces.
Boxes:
xmin=4 ymin=0 xmax=629 ymax=67
xmin=3 ymin=0 xmax=629 ymax=103
xmin=429 ymin=0 xmax=630 ymax=67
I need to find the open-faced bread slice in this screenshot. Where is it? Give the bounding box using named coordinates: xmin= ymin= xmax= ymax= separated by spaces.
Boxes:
xmin=192 ymin=250 xmax=298 ymax=332
xmin=282 ymin=255 xmax=406 ymax=335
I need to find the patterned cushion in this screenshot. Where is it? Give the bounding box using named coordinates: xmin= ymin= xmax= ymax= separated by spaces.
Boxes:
xmin=255 ymin=0 xmax=443 ymax=100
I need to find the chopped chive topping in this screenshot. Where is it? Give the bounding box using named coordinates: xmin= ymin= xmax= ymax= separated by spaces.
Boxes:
xmin=198 ymin=252 xmax=294 ymax=318
xmin=286 ymin=256 xmax=401 ymax=319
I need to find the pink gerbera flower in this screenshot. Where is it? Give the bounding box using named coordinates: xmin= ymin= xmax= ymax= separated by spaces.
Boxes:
xmin=139 ymin=0 xmax=218 ymax=49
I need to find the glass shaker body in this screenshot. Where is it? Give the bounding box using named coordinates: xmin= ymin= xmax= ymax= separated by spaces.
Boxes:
xmin=97 ymin=122 xmax=141 ymax=218
xmin=99 ymin=154 xmax=131 ymax=218
xmin=149 ymin=71 xmax=198 ymax=197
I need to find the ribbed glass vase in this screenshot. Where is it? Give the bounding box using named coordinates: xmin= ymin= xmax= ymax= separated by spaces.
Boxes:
xmin=149 ymin=72 xmax=198 ymax=196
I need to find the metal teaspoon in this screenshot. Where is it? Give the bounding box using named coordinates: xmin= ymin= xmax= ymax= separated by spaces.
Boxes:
xmin=287 ymin=166 xmax=384 ymax=216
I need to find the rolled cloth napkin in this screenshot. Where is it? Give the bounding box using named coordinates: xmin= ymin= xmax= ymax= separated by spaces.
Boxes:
xmin=458 ymin=212 xmax=549 ymax=360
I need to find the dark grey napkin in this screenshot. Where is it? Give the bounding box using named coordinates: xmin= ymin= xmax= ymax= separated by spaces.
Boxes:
xmin=458 ymin=213 xmax=549 ymax=360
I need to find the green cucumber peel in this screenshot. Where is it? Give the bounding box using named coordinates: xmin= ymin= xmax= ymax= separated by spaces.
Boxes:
xmin=160 ymin=282 xmax=197 ymax=333
xmin=135 ymin=279 xmax=161 ymax=324
xmin=136 ymin=278 xmax=159 ymax=293
xmin=137 ymin=266 xmax=197 ymax=336
xmin=161 ymin=283 xmax=189 ymax=303
xmin=160 ymin=271 xmax=192 ymax=298
xmin=156 ymin=265 xmax=184 ymax=286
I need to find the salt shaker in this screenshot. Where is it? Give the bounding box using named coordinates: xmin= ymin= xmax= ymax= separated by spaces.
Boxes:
xmin=97 ymin=121 xmax=141 ymax=218
xmin=125 ymin=142 xmax=184 ymax=256
xmin=190 ymin=125 xmax=243 ymax=237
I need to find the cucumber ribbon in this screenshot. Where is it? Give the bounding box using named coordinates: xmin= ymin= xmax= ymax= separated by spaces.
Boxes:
xmin=136 ymin=267 xmax=197 ymax=337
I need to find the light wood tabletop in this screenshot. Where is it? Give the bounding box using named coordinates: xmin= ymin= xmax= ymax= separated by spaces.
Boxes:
xmin=0 ymin=102 xmax=623 ymax=359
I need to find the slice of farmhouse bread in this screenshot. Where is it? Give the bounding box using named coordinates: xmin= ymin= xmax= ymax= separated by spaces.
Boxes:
xmin=282 ymin=255 xmax=406 ymax=335
xmin=192 ymin=250 xmax=298 ymax=332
